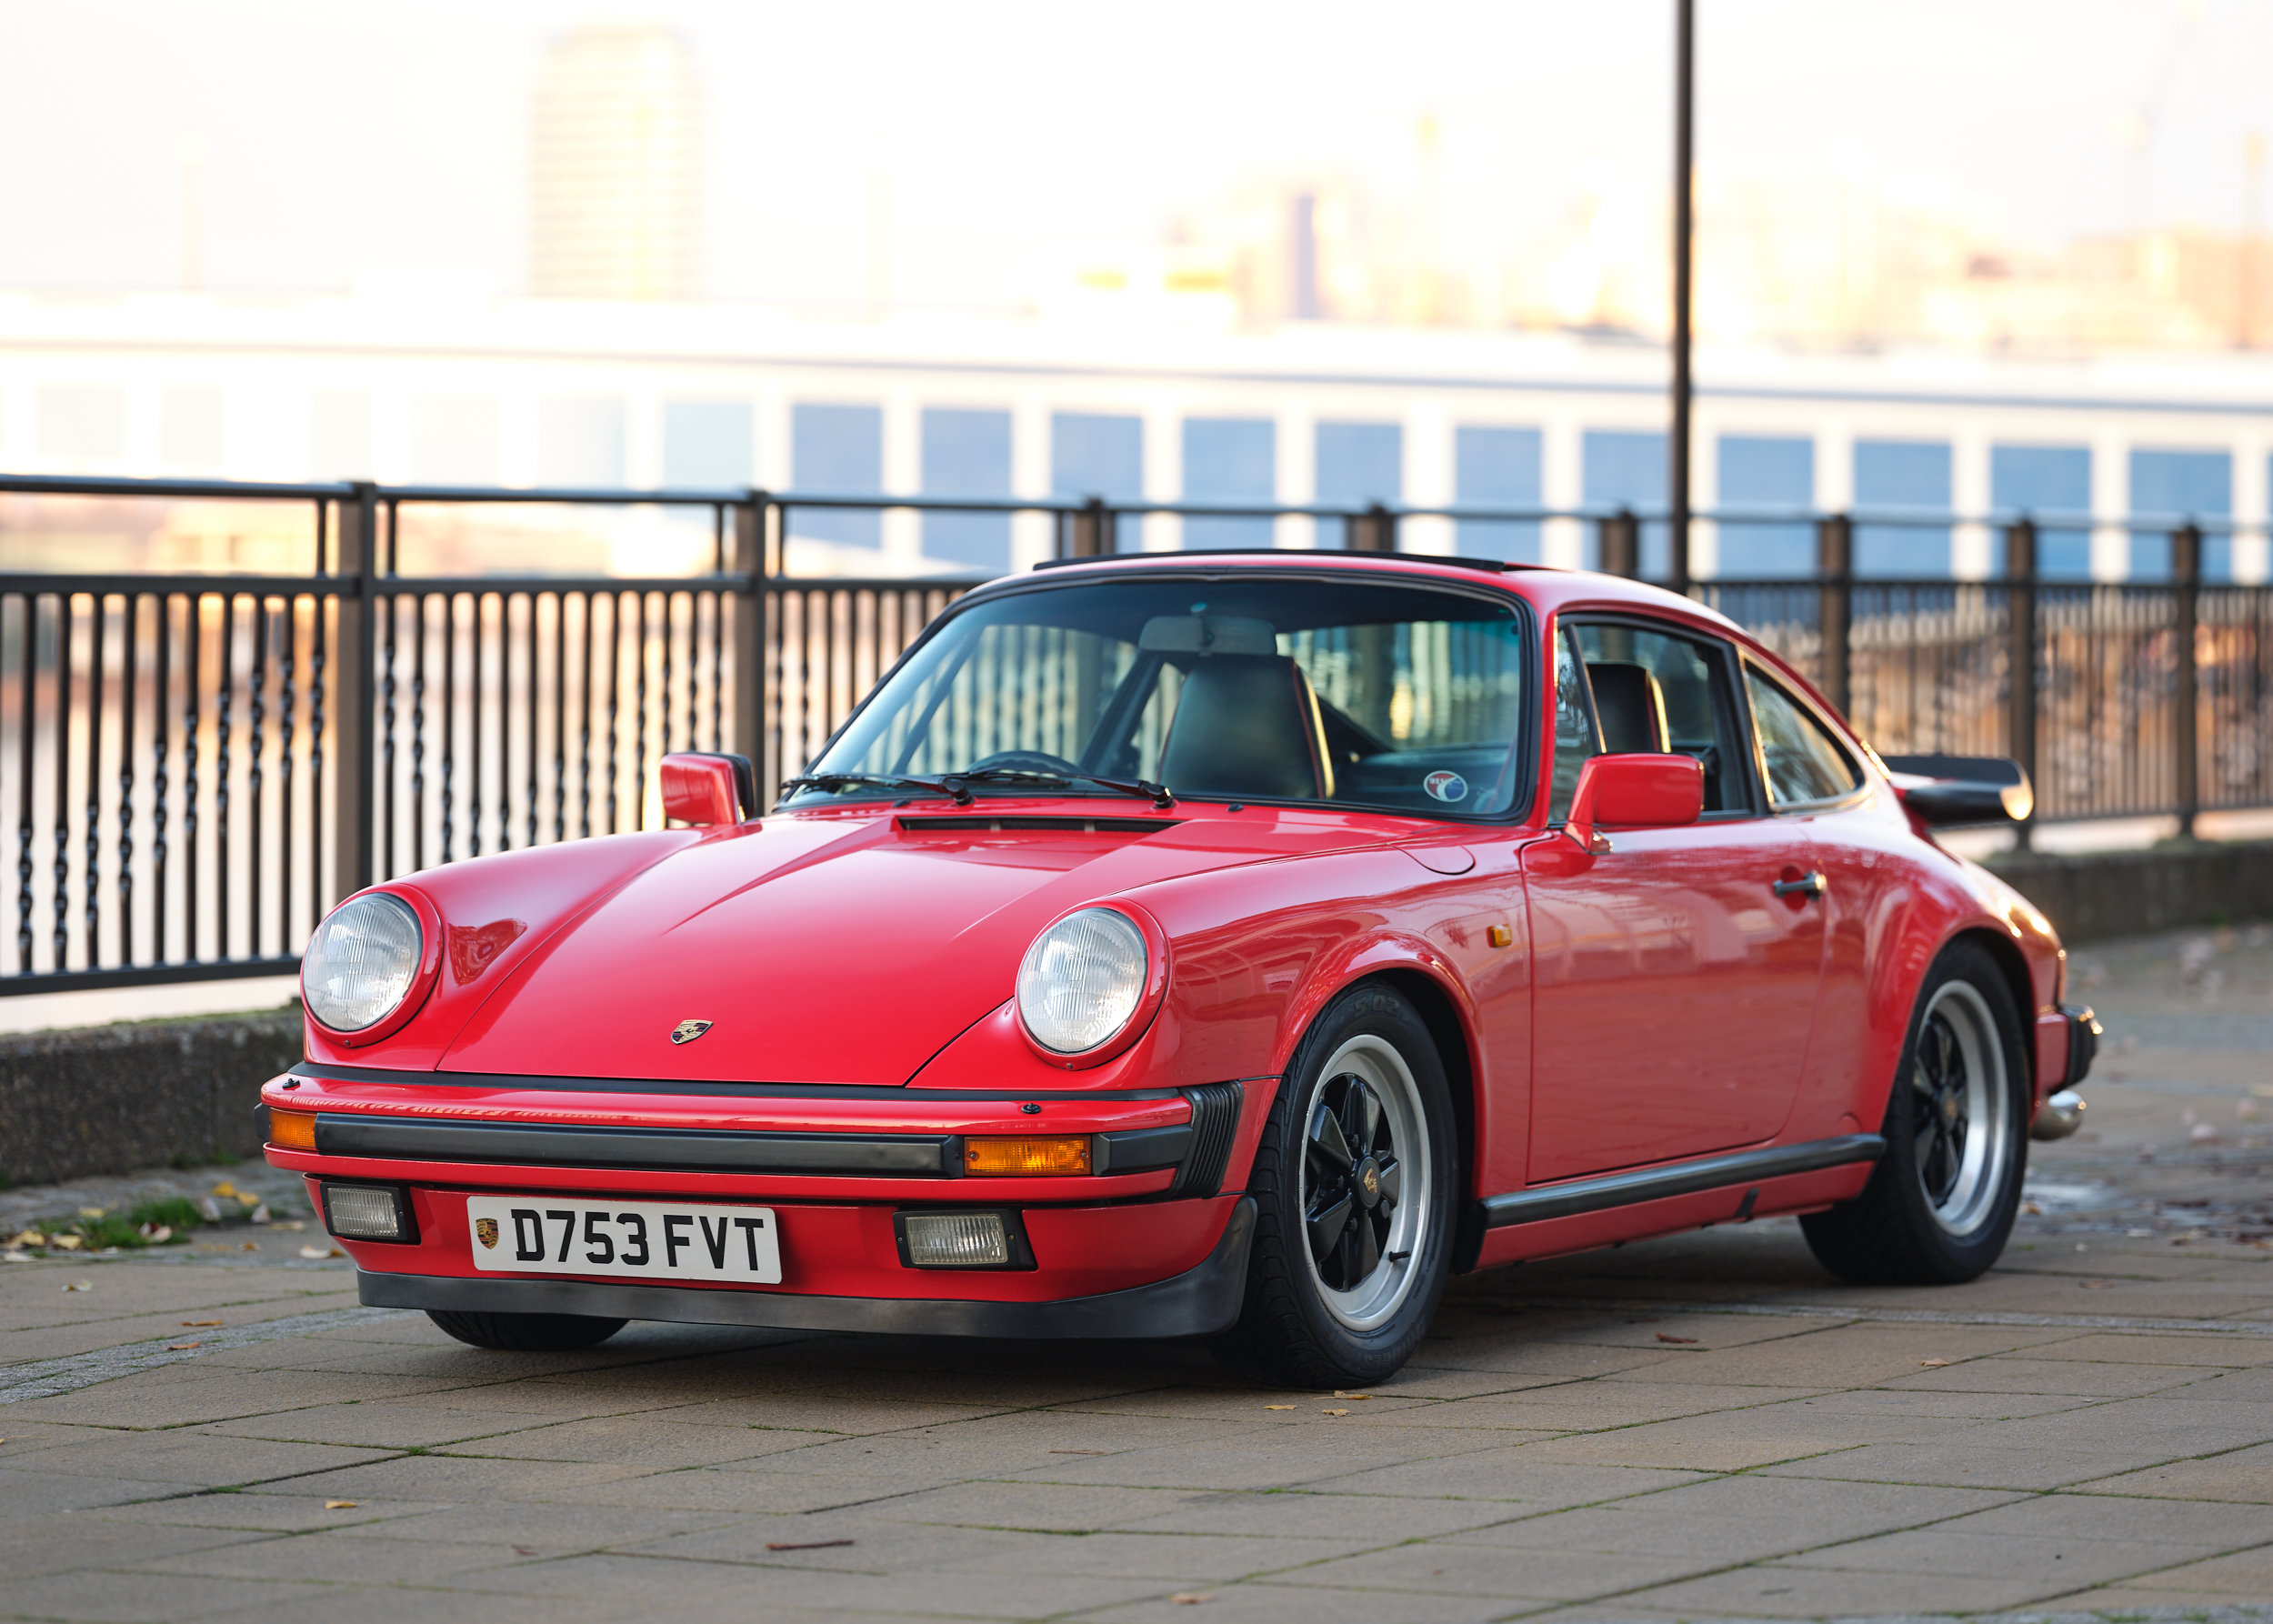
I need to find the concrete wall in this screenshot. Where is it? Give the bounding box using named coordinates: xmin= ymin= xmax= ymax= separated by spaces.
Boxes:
xmin=1986 ymin=839 xmax=2273 ymax=944
xmin=0 ymin=1011 xmax=299 ymax=1188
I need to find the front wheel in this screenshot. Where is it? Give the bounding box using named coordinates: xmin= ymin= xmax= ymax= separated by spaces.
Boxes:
xmin=426 ymin=1309 xmax=626 ymax=1351
xmin=1802 ymin=940 xmax=2030 ymax=1285
xmin=1212 ymin=981 xmax=1458 ymax=1388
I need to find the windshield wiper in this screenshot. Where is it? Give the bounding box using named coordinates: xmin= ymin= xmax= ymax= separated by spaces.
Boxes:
xmin=948 ymin=767 xmax=1176 ymax=809
xmin=778 ymin=772 xmax=974 ymax=806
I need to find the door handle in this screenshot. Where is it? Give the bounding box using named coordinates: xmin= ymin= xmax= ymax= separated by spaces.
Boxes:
xmin=1772 ymin=871 xmax=1827 ymax=899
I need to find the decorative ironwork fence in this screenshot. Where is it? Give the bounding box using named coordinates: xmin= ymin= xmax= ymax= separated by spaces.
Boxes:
xmin=0 ymin=474 xmax=2262 ymax=994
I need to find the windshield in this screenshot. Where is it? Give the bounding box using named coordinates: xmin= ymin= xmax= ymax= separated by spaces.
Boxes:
xmin=786 ymin=574 xmax=1532 ymax=817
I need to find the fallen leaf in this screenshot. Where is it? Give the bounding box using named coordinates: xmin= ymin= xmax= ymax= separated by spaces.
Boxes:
xmin=235 ymin=1191 xmax=261 ymax=1208
xmin=1655 ymin=1333 xmax=1697 ymax=1344
xmin=250 ymin=1205 xmax=272 ymax=1225
xmin=240 ymin=1241 xmax=259 ymax=1251
xmin=298 ymin=1245 xmax=345 ymax=1259
xmin=1263 ymin=1404 xmax=1295 ymax=1410
xmin=165 ymin=1342 xmax=202 ymax=1351
xmin=1169 ymin=1593 xmax=1216 ymax=1606
xmin=182 ymin=1319 xmax=223 ymax=1328
xmin=63 ymin=1280 xmax=91 ymax=1292
xmin=1321 ymin=1408 xmax=1350 ymax=1417
xmin=1919 ymin=1358 xmax=1952 ymax=1368
xmin=212 ymin=1182 xmax=238 ymax=1198
xmin=766 ymin=1539 xmax=855 ymax=1551
xmin=2 ymin=1251 xmax=31 ymax=1264
xmin=1332 ymin=1390 xmax=1371 ymax=1400
xmin=2081 ymin=1279 xmax=2118 ymax=1288
xmin=77 ymin=1207 xmax=106 ymax=1220
xmin=11 ymin=1229 xmax=45 ymax=1248
xmin=512 ymin=1545 xmax=539 ymax=1557
xmin=138 ymin=1224 xmax=173 ymax=1243
xmin=324 ymin=1500 xmax=358 ymax=1510
xmin=52 ymin=1235 xmax=83 ymax=1251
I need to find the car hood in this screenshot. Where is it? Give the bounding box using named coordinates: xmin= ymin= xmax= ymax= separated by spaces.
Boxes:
xmin=436 ymin=807 xmax=1396 ymax=1085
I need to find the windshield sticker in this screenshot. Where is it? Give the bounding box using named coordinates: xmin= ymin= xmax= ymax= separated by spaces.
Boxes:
xmin=1424 ymin=771 xmax=1468 ymax=803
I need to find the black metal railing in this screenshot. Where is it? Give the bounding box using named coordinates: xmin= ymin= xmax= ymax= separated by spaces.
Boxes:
xmin=0 ymin=474 xmax=2264 ymax=992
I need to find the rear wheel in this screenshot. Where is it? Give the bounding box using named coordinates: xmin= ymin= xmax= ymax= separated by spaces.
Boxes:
xmin=1801 ymin=940 xmax=2029 ymax=1284
xmin=1212 ymin=981 xmax=1457 ymax=1388
xmin=426 ymin=1309 xmax=626 ymax=1351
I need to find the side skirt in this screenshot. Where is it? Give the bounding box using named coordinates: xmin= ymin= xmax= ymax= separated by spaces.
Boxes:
xmin=1479 ymin=1135 xmax=1884 ymax=1229
xmin=360 ymin=1197 xmax=1256 ymax=1341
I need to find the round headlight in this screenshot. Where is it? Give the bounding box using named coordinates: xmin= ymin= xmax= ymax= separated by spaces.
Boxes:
xmin=1016 ymin=907 xmax=1150 ymax=1055
xmin=303 ymin=893 xmax=425 ymax=1033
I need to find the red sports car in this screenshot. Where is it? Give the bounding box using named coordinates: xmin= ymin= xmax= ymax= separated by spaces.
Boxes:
xmin=265 ymin=551 xmax=2095 ymax=1387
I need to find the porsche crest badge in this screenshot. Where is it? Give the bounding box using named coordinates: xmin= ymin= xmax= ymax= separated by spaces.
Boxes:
xmin=670 ymin=1018 xmax=714 ymax=1046
xmin=474 ymin=1218 xmax=499 ymax=1249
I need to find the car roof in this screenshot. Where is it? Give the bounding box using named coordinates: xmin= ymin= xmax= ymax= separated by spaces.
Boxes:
xmin=1002 ymin=549 xmax=1747 ymax=637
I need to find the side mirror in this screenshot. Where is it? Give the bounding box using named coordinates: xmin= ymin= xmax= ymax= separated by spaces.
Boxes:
xmin=1567 ymin=752 xmax=1704 ymax=851
xmin=1879 ymin=753 xmax=2034 ymax=827
xmin=660 ymin=752 xmax=756 ymax=827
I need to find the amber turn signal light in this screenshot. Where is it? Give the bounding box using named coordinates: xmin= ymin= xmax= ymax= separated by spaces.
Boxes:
xmin=963 ymin=1135 xmax=1092 ymax=1176
xmin=268 ymin=1108 xmax=316 ymax=1151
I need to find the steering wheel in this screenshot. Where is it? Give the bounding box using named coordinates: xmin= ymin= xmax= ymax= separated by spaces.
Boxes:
xmin=965 ymin=751 xmax=1083 ymax=777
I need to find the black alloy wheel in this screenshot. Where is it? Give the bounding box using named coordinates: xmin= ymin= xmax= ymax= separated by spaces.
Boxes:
xmin=1306 ymin=1072 xmax=1404 ymax=1292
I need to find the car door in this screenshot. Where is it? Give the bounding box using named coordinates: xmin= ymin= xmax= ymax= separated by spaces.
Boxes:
xmin=1522 ymin=617 xmax=1828 ymax=1183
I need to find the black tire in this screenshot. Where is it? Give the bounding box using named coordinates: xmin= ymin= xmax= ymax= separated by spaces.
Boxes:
xmin=426 ymin=1309 xmax=626 ymax=1351
xmin=1212 ymin=980 xmax=1459 ymax=1388
xmin=1802 ymin=939 xmax=2030 ymax=1285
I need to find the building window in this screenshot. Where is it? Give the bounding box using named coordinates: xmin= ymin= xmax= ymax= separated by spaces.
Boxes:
xmin=1051 ymin=413 xmax=1143 ymax=553
xmin=2129 ymin=449 xmax=2230 ymax=581
xmin=1582 ymin=429 xmax=1667 ymax=576
xmin=1990 ymin=445 xmax=2091 ymax=579
xmin=662 ymin=401 xmax=754 ymax=487
xmin=1455 ymin=426 xmax=1542 ymax=563
xmin=1182 ymin=417 xmax=1276 ymax=550
xmin=1314 ymin=421 xmax=1402 ymax=509
xmin=1716 ymin=436 xmax=1813 ymax=578
xmin=790 ymin=403 xmax=883 ymax=550
xmin=922 ymin=407 xmax=1012 ymax=573
xmin=1854 ymin=439 xmax=1950 ymax=577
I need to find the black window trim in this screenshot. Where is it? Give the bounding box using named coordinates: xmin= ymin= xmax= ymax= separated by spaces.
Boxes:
xmin=1552 ymin=610 xmax=1768 ymax=824
xmin=1740 ymin=657 xmax=1872 ymax=816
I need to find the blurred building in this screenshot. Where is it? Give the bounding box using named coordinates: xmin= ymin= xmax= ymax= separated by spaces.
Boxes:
xmin=529 ymin=25 xmax=701 ymax=302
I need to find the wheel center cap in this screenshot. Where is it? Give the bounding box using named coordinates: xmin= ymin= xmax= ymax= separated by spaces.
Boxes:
xmin=1941 ymin=1094 xmax=1960 ymax=1125
xmin=1357 ymin=1158 xmax=1381 ymax=1208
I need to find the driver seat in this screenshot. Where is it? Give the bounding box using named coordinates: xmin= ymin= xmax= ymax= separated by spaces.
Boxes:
xmin=1157 ymin=656 xmax=1336 ymax=801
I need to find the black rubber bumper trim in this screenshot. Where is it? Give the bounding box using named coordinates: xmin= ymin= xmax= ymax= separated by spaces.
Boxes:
xmin=359 ymin=1196 xmax=1257 ymax=1340
xmin=287 ymin=1060 xmax=1181 ymax=1103
xmin=1479 ymin=1134 xmax=1885 ymax=1228
xmin=314 ymin=1114 xmax=956 ymax=1177
xmin=2060 ymin=1004 xmax=2099 ymax=1089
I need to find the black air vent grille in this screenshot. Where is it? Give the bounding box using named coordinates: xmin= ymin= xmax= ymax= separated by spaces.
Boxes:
xmin=897 ymin=817 xmax=1178 ymax=835
xmin=1170 ymin=1081 xmax=1245 ymax=1198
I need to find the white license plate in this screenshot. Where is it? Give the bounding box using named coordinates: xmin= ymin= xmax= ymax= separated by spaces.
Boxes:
xmin=466 ymin=1198 xmax=782 ymax=1285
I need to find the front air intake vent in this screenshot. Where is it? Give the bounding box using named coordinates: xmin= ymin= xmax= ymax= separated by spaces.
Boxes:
xmin=896 ymin=817 xmax=1178 ymax=836
xmin=1170 ymin=1081 xmax=1245 ymax=1198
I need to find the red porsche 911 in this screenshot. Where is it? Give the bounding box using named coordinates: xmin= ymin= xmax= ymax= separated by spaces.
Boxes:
xmin=265 ymin=550 xmax=2095 ymax=1387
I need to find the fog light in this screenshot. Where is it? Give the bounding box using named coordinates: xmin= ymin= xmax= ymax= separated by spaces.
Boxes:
xmin=964 ymin=1135 xmax=1092 ymax=1176
xmin=322 ymin=1182 xmax=416 ymax=1243
xmin=896 ymin=1209 xmax=1025 ymax=1268
xmin=269 ymin=1108 xmax=316 ymax=1151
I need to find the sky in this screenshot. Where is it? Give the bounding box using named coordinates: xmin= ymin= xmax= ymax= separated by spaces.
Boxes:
xmin=0 ymin=0 xmax=2266 ymax=312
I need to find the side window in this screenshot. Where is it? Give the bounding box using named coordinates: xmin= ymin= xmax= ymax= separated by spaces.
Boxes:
xmin=1567 ymin=620 xmax=1749 ymax=815
xmin=1747 ymin=669 xmax=1862 ymax=807
xmin=1547 ymin=627 xmax=1598 ymax=821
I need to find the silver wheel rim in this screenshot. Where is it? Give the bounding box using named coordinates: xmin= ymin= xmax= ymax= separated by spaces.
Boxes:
xmin=1909 ymin=979 xmax=2013 ymax=1238
xmin=1297 ymin=1033 xmax=1432 ymax=1331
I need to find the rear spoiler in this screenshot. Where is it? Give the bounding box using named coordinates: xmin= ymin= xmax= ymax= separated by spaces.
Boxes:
xmin=1879 ymin=754 xmax=2034 ymax=827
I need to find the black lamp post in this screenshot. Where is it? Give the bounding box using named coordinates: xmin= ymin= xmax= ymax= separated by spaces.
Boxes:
xmin=1669 ymin=0 xmax=1694 ymax=595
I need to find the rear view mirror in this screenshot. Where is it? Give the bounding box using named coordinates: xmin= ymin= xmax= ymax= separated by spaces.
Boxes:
xmin=660 ymin=752 xmax=756 ymax=827
xmin=1880 ymin=754 xmax=2033 ymax=827
xmin=1567 ymin=752 xmax=1704 ymax=851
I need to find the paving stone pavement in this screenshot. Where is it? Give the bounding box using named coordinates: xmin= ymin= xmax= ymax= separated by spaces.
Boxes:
xmin=4 ymin=927 xmax=2272 ymax=1623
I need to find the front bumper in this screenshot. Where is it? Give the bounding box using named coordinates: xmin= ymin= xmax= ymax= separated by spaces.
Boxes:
xmin=362 ymin=1197 xmax=1256 ymax=1339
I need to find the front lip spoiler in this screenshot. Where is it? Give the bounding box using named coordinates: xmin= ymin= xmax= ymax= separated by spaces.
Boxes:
xmin=358 ymin=1196 xmax=1256 ymax=1340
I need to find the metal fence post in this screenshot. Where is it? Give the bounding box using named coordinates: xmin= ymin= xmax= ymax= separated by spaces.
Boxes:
xmin=2006 ymin=515 xmax=2038 ymax=852
xmin=730 ymin=490 xmax=770 ymax=801
xmin=1066 ymin=496 xmax=1110 ymax=558
xmin=1816 ymin=513 xmax=1853 ymax=719
xmin=1347 ymin=502 xmax=1397 ymax=553
xmin=2175 ymin=520 xmax=2201 ymax=837
xmin=330 ymin=482 xmax=379 ymax=902
xmin=1597 ymin=508 xmax=1639 ymax=577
